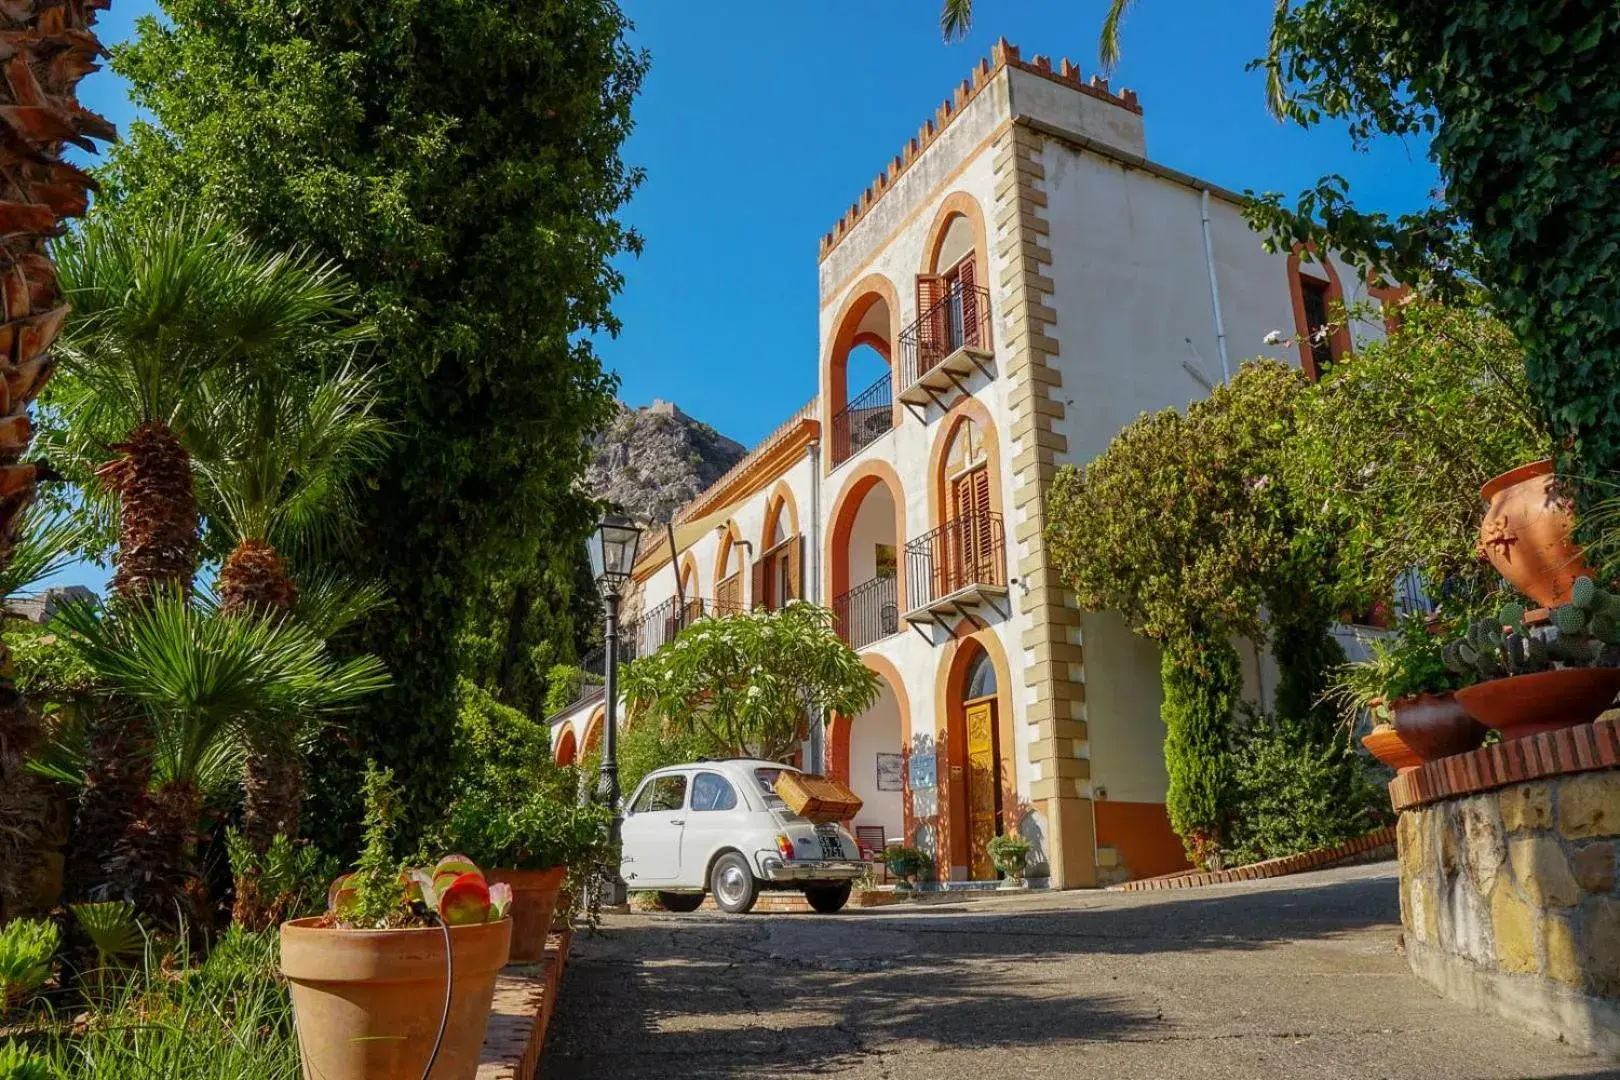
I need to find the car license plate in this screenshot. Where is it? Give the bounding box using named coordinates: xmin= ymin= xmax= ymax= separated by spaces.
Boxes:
xmin=814 ymin=824 xmax=844 ymax=860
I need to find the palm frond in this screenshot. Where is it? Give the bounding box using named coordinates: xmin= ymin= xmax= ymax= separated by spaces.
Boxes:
xmin=291 ymin=571 xmax=391 ymax=641
xmin=940 ymin=0 xmax=973 ymax=41
xmin=1098 ymin=0 xmax=1140 ymax=72
xmin=69 ymin=900 xmax=142 ymax=967
xmin=0 ymin=511 xmax=84 ymax=603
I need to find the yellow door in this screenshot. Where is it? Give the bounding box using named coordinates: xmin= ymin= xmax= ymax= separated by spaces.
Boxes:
xmin=965 ymin=700 xmax=997 ymax=880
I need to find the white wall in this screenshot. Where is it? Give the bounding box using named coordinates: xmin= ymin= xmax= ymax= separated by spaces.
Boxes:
xmin=847 ymin=682 xmax=905 ymax=839
xmin=845 ymin=481 xmax=896 ymax=589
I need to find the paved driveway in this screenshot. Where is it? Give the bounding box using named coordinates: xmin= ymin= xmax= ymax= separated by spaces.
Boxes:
xmin=546 ymin=863 xmax=1617 ymax=1079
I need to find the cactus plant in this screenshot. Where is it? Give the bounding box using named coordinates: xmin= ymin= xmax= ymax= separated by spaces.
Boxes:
xmin=1443 ymin=578 xmax=1620 ymax=684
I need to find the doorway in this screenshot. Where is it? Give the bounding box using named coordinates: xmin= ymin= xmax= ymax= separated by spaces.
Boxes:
xmin=957 ymin=648 xmax=1001 ymax=880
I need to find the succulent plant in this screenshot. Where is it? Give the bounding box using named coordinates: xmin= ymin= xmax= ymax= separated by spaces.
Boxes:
xmin=1443 ymin=577 xmax=1620 ymax=683
xmin=328 ymin=854 xmax=511 ymax=928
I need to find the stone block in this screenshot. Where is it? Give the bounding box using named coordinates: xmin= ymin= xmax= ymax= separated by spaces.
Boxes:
xmin=1410 ymin=877 xmax=1438 ymax=946
xmin=1572 ymin=842 xmax=1616 ymax=894
xmin=1490 ymin=879 xmax=1539 ymax=974
xmin=1499 ymin=782 xmax=1553 ymax=832
xmin=1559 ymin=772 xmax=1620 ymax=840
xmin=1438 ymin=874 xmax=1494 ymax=964
xmin=1438 ymin=803 xmax=1462 ymax=879
xmin=1462 ymin=798 xmax=1506 ymax=895
xmin=1509 ymin=836 xmax=1582 ymax=908
xmin=1544 ymin=916 xmax=1582 ymax=987
xmin=1585 ymin=897 xmax=1620 ymax=996
xmin=1398 ymin=810 xmax=1426 ymax=878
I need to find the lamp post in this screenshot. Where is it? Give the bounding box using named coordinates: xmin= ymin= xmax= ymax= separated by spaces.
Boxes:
xmin=587 ymin=513 xmax=641 ymax=908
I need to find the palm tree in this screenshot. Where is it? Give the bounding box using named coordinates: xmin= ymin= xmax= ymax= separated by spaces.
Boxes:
xmin=46 ymin=212 xmax=364 ymax=900
xmin=48 ymin=592 xmax=387 ymax=917
xmin=941 ymin=0 xmax=1139 ymax=63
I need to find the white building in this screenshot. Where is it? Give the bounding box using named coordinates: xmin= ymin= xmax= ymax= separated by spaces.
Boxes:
xmin=550 ymin=40 xmax=1400 ymax=890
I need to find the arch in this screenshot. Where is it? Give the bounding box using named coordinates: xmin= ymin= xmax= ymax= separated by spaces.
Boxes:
xmin=932 ymin=629 xmax=1018 ymax=881
xmin=553 ymin=723 xmax=578 ymax=766
xmin=580 ymin=706 xmax=605 ymax=758
xmin=828 ymin=653 xmax=913 ymax=838
xmin=678 ymin=552 xmax=700 ymax=604
xmin=1286 ymin=246 xmax=1353 ymax=381
xmin=920 ymin=191 xmax=991 ymax=287
xmin=713 ymin=520 xmax=747 ymax=610
xmin=822 ymin=273 xmax=902 ymax=469
xmin=761 ymin=481 xmax=800 ymax=551
xmin=926 ymin=395 xmax=1005 ymax=530
xmin=825 ymin=459 xmax=907 ymax=609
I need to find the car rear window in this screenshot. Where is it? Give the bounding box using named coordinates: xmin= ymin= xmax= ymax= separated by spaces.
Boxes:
xmin=754 ymin=768 xmax=800 ymax=816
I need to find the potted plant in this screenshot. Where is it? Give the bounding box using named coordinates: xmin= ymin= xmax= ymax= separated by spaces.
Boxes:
xmin=1444 ymin=582 xmax=1620 ymax=740
xmin=1326 ymin=632 xmax=1423 ymax=773
xmin=988 ymin=833 xmax=1032 ymax=889
xmin=883 ymin=845 xmax=932 ymax=891
xmin=280 ymin=766 xmax=513 ymax=1080
xmin=435 ymin=776 xmax=609 ymax=963
xmin=1478 ymin=460 xmax=1592 ymax=607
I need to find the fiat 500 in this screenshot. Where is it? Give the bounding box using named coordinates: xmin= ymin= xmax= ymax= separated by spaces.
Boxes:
xmin=619 ymin=759 xmax=865 ymax=914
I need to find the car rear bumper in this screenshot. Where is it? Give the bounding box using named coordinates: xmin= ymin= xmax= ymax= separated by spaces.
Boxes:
xmin=758 ymin=857 xmax=867 ymax=883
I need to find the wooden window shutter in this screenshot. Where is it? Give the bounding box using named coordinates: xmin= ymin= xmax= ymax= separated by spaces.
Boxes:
xmin=751 ymin=557 xmax=769 ymax=611
xmin=916 ymin=274 xmax=947 ymax=373
xmin=955 ymin=255 xmax=980 ymax=347
xmin=788 ymin=535 xmax=804 ymax=601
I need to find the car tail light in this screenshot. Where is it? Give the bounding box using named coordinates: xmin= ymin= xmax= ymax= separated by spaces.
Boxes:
xmin=775 ymin=834 xmax=794 ymax=861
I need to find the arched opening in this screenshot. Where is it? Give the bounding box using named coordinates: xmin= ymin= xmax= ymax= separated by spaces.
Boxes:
xmin=828 ymin=658 xmax=909 ymax=857
xmin=825 ymin=279 xmax=899 ymax=468
xmin=905 ymin=195 xmax=992 ymax=394
xmin=938 ymin=635 xmax=1016 ymax=881
xmin=581 ymin=709 xmax=604 ymax=759
xmin=756 ymin=487 xmax=802 ymax=612
xmin=713 ymin=523 xmax=746 ymax=613
xmin=554 ymin=724 xmax=578 ymax=766
xmin=914 ymin=401 xmax=1008 ymax=617
xmin=828 ymin=465 xmax=904 ymax=651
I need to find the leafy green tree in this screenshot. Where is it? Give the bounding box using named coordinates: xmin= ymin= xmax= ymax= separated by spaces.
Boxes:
xmin=624 ymin=603 xmax=880 ymax=762
xmin=99 ymin=1 xmax=645 ymax=849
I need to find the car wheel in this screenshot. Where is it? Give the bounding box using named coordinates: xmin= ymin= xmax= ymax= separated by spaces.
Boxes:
xmin=803 ymin=883 xmax=851 ymax=913
xmin=709 ymin=851 xmax=760 ymax=914
xmin=657 ymin=891 xmax=704 ymax=913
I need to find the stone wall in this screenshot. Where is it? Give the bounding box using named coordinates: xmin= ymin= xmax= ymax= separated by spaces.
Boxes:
xmin=1397 ymin=768 xmax=1619 ymax=1056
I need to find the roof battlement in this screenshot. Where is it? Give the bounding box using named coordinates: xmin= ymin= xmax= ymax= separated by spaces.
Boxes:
xmin=817 ymin=39 xmax=1141 ymax=262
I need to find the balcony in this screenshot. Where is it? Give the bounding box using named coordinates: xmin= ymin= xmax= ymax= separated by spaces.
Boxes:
xmin=833 ymin=573 xmax=900 ymax=651
xmin=897 ymin=281 xmax=993 ymax=408
xmin=564 ymin=596 xmax=737 ymax=709
xmin=903 ymin=511 xmax=1009 ymax=625
xmin=830 ymin=373 xmax=894 ymax=467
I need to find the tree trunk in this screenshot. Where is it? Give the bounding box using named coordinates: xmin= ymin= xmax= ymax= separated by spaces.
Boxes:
xmin=218 ymin=537 xmax=298 ymax=616
xmin=0 ymin=1 xmax=112 ymax=915
xmin=96 ymin=419 xmax=201 ymax=605
xmin=0 ymin=688 xmax=59 ymax=920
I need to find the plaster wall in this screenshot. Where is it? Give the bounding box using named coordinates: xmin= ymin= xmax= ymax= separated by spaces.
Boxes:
xmin=846 ymin=682 xmax=905 ymax=839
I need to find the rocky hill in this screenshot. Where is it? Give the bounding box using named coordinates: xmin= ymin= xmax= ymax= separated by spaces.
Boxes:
xmin=586 ymin=400 xmax=746 ymax=524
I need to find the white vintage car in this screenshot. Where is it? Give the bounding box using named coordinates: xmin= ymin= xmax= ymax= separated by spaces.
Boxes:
xmin=620 ymin=758 xmax=865 ymax=914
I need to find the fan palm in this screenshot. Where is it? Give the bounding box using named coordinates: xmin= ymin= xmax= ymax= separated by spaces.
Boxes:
xmin=47 ymin=211 xmax=365 ymax=903
xmin=941 ymin=0 xmax=1139 ymax=62
xmin=49 ymin=592 xmax=388 ymax=915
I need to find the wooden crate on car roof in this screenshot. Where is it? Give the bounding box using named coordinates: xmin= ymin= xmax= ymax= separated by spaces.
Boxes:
xmin=774 ymin=772 xmax=863 ymax=823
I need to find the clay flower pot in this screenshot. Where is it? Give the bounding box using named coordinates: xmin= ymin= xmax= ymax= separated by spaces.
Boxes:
xmin=1454 ymin=668 xmax=1620 ymax=740
xmin=1478 ymin=460 xmax=1592 ymax=607
xmin=1361 ymin=723 xmax=1423 ymax=774
xmin=281 ymin=916 xmax=511 ymax=1080
xmin=1390 ymin=692 xmax=1488 ymax=763
xmin=487 ymin=866 xmax=566 ymax=963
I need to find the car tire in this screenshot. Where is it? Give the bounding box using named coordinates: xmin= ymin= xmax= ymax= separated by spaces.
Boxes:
xmin=656 ymin=891 xmax=704 ymax=913
xmin=803 ymin=883 xmax=852 ymax=914
xmin=709 ymin=851 xmax=760 ymax=914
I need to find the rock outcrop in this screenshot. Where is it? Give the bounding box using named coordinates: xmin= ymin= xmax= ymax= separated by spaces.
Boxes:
xmin=586 ymin=400 xmax=745 ymax=524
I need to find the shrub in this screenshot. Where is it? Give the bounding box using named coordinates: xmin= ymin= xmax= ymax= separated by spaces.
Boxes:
xmin=884 ymin=846 xmax=932 ymax=885
xmin=987 ymin=834 xmax=1032 ymax=877
xmin=0 ymin=918 xmax=58 ymax=1014
xmin=1161 ymin=643 xmax=1241 ymax=868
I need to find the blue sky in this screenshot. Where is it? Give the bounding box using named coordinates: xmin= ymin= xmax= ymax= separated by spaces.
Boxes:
xmin=55 ymin=1 xmax=1437 ymax=591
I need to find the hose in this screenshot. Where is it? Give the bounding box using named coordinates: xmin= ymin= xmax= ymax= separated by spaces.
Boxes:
xmin=420 ymin=915 xmax=454 ymax=1080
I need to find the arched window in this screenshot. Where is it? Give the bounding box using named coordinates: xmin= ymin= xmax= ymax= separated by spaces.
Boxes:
xmin=964 ymin=649 xmax=997 ymax=701
xmin=944 ymin=418 xmax=990 ymax=523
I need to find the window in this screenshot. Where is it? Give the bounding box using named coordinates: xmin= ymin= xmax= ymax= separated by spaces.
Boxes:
xmin=965 ymin=650 xmax=997 ymax=700
xmin=631 ymin=773 xmax=687 ymax=814
xmin=691 ymin=772 xmax=738 ymax=812
xmin=1299 ymin=275 xmax=1335 ymax=375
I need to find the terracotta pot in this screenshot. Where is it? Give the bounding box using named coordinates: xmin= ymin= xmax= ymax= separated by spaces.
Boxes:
xmin=1454 ymin=668 xmax=1620 ymax=740
xmin=487 ymin=866 xmax=565 ymax=964
xmin=1478 ymin=460 xmax=1592 ymax=607
xmin=280 ymin=916 xmax=511 ymax=1080
xmin=1361 ymin=723 xmax=1423 ymax=773
xmin=1390 ymin=692 xmax=1488 ymax=763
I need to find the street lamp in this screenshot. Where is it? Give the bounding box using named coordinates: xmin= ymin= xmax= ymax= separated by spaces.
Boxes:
xmin=587 ymin=513 xmax=641 ymax=908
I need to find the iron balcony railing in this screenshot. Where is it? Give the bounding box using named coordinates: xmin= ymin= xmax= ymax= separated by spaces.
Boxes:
xmin=568 ymin=596 xmax=739 ymax=708
xmin=830 ymin=373 xmax=894 ymax=466
xmin=898 ymin=281 xmax=991 ymax=391
xmin=905 ymin=511 xmax=1007 ymax=613
xmin=832 ymin=573 xmax=899 ymax=650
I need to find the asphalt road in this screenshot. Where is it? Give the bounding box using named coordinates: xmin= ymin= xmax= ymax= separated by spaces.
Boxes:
xmin=545 ymin=863 xmax=1619 ymax=1079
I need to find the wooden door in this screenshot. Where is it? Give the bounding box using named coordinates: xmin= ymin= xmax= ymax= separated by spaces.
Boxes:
xmin=948 ymin=465 xmax=991 ymax=593
xmin=965 ymin=699 xmax=998 ymax=880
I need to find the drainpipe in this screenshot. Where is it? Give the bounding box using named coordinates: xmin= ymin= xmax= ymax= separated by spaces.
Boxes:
xmin=1200 ymin=189 xmax=1231 ymax=383
xmin=808 ymin=438 xmax=825 ymax=774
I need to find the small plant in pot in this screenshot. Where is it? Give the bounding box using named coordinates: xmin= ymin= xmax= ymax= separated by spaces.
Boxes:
xmin=988 ymin=833 xmax=1032 ymax=888
xmin=884 ymin=845 xmax=932 ymax=891
xmin=1327 ymin=613 xmax=1472 ymax=771
xmin=434 ymin=775 xmax=610 ymax=963
xmin=280 ymin=765 xmax=513 ymax=1080
xmin=1442 ymin=582 xmax=1620 ymax=739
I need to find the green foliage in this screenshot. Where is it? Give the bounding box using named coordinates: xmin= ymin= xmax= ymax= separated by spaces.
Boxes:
xmin=1285 ymin=298 xmax=1548 ymax=611
xmin=0 ymin=1043 xmax=53 ymax=1080
xmin=1251 ymin=2 xmax=1620 ymax=510
xmin=0 ymin=918 xmax=58 ymax=1013
xmin=1441 ymin=580 xmax=1620 ymax=681
xmin=225 ymin=831 xmax=341 ymax=925
xmin=1161 ymin=643 xmax=1240 ymax=867
xmin=987 ymin=833 xmax=1032 ymax=876
xmin=1227 ymin=707 xmax=1389 ymax=867
xmin=1269 ymin=608 xmax=1346 ymax=736
xmin=624 ymin=603 xmax=881 ymax=762
xmin=1327 ymin=612 xmax=1461 ymax=728
xmin=102 ymin=0 xmax=645 ymax=851
xmin=451 ymin=678 xmax=552 ymax=788
xmin=884 ymin=845 xmax=933 ymax=884
xmin=617 ymin=711 xmax=724 ymax=801
xmin=436 ymin=786 xmax=609 ymax=874
xmin=70 ymin=901 xmax=143 ymax=972
xmin=544 ymin=663 xmax=592 ymax=718
xmin=345 ymin=762 xmax=408 ymax=929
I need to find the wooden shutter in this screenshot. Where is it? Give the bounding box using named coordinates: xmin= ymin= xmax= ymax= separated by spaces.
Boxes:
xmin=752 ymin=557 xmax=770 ymax=612
xmin=916 ymin=274 xmax=947 ymax=376
xmin=955 ymin=255 xmax=980 ymax=349
xmin=788 ymin=535 xmax=804 ymax=601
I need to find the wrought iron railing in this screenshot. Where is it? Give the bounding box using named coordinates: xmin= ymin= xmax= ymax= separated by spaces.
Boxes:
xmin=905 ymin=511 xmax=1007 ymax=613
xmin=831 ymin=374 xmax=893 ymax=466
xmin=898 ymin=281 xmax=991 ymax=391
xmin=833 ymin=574 xmax=900 ymax=650
xmin=565 ymin=596 xmax=738 ymax=709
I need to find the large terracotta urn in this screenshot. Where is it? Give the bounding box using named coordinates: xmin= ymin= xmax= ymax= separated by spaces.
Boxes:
xmin=486 ymin=866 xmax=566 ymax=963
xmin=1478 ymin=460 xmax=1592 ymax=607
xmin=1361 ymin=723 xmax=1423 ymax=774
xmin=1390 ymin=692 xmax=1488 ymax=763
xmin=1454 ymin=668 xmax=1620 ymax=740
xmin=281 ymin=916 xmax=511 ymax=1080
